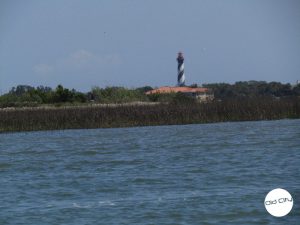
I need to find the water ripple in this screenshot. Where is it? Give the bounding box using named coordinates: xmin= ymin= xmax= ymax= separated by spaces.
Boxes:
xmin=0 ymin=119 xmax=299 ymax=224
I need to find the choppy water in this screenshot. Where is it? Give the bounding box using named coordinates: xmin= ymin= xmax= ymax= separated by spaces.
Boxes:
xmin=0 ymin=119 xmax=299 ymax=224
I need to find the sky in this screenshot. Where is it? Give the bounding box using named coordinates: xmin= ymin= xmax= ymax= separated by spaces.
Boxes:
xmin=0 ymin=0 xmax=300 ymax=92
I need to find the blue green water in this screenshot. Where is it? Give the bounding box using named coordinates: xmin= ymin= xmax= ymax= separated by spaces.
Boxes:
xmin=0 ymin=119 xmax=299 ymax=224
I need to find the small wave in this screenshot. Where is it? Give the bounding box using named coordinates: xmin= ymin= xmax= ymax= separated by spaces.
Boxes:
xmin=72 ymin=202 xmax=93 ymax=208
xmin=71 ymin=200 xmax=116 ymax=208
xmin=98 ymin=200 xmax=115 ymax=206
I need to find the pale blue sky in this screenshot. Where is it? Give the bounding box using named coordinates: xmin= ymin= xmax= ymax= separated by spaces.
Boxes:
xmin=0 ymin=0 xmax=300 ymax=92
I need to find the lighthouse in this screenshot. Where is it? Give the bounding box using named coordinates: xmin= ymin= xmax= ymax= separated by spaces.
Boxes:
xmin=177 ymin=52 xmax=185 ymax=86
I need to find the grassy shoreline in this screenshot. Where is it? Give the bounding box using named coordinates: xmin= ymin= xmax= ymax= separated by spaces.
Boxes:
xmin=1 ymin=98 xmax=299 ymax=133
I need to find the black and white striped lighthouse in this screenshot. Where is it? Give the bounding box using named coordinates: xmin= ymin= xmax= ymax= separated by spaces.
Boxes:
xmin=177 ymin=52 xmax=185 ymax=86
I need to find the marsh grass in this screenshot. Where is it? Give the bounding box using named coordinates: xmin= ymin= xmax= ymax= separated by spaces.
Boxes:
xmin=0 ymin=97 xmax=299 ymax=132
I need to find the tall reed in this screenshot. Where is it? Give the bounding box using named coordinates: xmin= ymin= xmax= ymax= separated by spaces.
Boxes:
xmin=0 ymin=97 xmax=299 ymax=132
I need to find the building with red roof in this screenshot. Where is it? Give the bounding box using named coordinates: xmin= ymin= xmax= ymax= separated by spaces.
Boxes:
xmin=145 ymin=86 xmax=214 ymax=102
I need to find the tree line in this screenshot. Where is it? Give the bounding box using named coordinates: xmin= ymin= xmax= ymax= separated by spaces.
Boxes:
xmin=202 ymin=81 xmax=300 ymax=99
xmin=0 ymin=81 xmax=299 ymax=107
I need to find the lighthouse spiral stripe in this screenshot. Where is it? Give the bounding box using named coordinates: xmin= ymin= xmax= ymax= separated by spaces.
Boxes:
xmin=177 ymin=57 xmax=185 ymax=86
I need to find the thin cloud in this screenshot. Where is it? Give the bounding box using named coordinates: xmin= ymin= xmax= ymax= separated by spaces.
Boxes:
xmin=33 ymin=64 xmax=53 ymax=74
xmin=33 ymin=50 xmax=122 ymax=81
xmin=67 ymin=50 xmax=94 ymax=64
xmin=63 ymin=50 xmax=122 ymax=68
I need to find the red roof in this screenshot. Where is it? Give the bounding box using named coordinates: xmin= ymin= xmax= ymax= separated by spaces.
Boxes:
xmin=145 ymin=86 xmax=210 ymax=95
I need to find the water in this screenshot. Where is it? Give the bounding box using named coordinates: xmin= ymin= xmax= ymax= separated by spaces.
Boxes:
xmin=0 ymin=119 xmax=299 ymax=224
